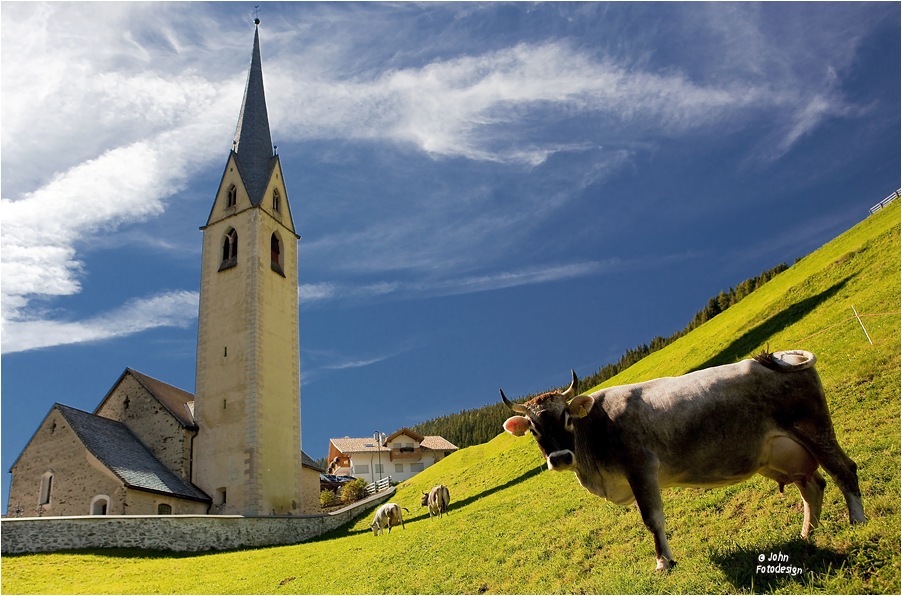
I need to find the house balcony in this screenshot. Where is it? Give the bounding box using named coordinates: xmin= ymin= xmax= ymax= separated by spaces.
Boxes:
xmin=389 ymin=448 xmax=421 ymax=461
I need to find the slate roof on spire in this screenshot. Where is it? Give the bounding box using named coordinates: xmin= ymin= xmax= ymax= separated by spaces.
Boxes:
xmin=233 ymin=25 xmax=275 ymax=205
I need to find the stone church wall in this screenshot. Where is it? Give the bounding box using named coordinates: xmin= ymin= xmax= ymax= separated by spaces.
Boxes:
xmin=8 ymin=408 xmax=127 ymax=517
xmin=95 ymin=375 xmax=194 ymax=481
xmin=300 ymin=466 xmax=321 ymax=514
xmin=124 ymin=488 xmax=209 ymax=516
xmin=1 ymin=488 xmax=394 ymax=554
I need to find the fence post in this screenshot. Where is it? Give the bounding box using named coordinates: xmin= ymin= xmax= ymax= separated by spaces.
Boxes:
xmin=851 ymin=305 xmax=873 ymax=345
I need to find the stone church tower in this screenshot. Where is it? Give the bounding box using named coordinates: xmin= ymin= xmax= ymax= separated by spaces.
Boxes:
xmin=193 ymin=22 xmax=303 ymax=516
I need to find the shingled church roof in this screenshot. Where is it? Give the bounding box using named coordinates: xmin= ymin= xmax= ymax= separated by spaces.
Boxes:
xmin=56 ymin=404 xmax=210 ymax=503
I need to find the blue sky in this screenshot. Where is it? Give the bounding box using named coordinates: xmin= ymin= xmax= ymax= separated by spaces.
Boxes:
xmin=2 ymin=2 xmax=899 ymax=511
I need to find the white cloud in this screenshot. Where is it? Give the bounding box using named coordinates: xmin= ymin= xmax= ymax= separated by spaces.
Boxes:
xmin=0 ymin=3 xmax=872 ymax=353
xmin=1 ymin=5 xmax=241 ymax=351
xmin=270 ymin=42 xmax=771 ymax=166
xmin=1 ymin=290 xmax=199 ymax=354
xmin=298 ymin=261 xmax=612 ymax=307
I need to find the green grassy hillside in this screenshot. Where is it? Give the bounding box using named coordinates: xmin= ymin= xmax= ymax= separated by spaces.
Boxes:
xmin=3 ymin=201 xmax=899 ymax=595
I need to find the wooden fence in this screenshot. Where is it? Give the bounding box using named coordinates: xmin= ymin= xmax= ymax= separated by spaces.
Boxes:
xmin=365 ymin=476 xmax=393 ymax=496
xmin=870 ymin=189 xmax=900 ymax=214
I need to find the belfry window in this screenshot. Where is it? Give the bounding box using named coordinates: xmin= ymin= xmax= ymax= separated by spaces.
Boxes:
xmin=272 ymin=189 xmax=281 ymax=213
xmin=226 ymin=185 xmax=237 ymax=208
xmin=220 ymin=229 xmax=238 ymax=271
xmin=271 ymin=232 xmax=284 ymax=277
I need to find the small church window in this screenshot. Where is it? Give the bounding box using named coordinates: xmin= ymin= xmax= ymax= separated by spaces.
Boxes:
xmin=270 ymin=233 xmax=284 ymax=277
xmin=91 ymin=495 xmax=109 ymax=515
xmin=158 ymin=503 xmax=172 ymax=515
xmin=220 ymin=229 xmax=238 ymax=271
xmin=227 ymin=185 xmax=237 ymax=208
xmin=272 ymin=189 xmax=281 ymax=213
xmin=39 ymin=471 xmax=54 ymax=506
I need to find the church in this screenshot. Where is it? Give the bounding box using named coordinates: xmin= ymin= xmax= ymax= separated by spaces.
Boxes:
xmin=7 ymin=22 xmax=323 ymax=518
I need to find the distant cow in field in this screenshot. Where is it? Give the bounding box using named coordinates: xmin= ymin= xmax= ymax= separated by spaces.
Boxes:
xmin=369 ymin=503 xmax=408 ymax=536
xmin=420 ymin=485 xmax=451 ymax=520
xmin=500 ymin=350 xmax=865 ymax=571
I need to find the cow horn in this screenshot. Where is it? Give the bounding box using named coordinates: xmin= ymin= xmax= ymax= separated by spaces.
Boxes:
xmin=561 ymin=369 xmax=579 ymax=399
xmin=500 ymin=389 xmax=528 ymax=413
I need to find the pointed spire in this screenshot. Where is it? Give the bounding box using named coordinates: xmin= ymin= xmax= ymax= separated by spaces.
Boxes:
xmin=232 ymin=23 xmax=274 ymax=205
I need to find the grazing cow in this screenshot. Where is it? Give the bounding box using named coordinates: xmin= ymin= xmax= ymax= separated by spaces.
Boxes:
xmin=420 ymin=485 xmax=451 ymax=520
xmin=369 ymin=503 xmax=408 ymax=536
xmin=501 ymin=351 xmax=865 ymax=571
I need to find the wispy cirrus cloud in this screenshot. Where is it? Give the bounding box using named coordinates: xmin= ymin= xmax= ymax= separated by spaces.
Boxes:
xmin=297 ymin=261 xmax=613 ymax=307
xmin=1 ymin=291 xmax=199 ymax=354
xmin=1 ymin=2 xmax=879 ymax=354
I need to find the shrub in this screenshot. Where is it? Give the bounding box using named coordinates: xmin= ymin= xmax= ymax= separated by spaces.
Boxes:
xmin=341 ymin=478 xmax=368 ymax=504
xmin=320 ymin=489 xmax=337 ymax=508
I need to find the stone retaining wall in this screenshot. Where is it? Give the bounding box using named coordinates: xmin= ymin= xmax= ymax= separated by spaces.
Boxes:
xmin=1 ymin=488 xmax=393 ymax=554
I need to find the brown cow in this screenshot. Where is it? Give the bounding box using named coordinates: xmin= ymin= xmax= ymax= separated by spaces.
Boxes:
xmin=420 ymin=485 xmax=450 ymax=519
xmin=501 ymin=351 xmax=865 ymax=571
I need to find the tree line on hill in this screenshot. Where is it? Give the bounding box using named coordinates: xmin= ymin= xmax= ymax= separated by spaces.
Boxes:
xmin=409 ymin=262 xmax=790 ymax=450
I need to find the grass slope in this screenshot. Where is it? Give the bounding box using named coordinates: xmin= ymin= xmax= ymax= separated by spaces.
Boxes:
xmin=3 ymin=202 xmax=899 ymax=595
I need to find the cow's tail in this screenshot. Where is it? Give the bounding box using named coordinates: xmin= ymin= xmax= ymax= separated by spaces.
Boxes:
xmin=753 ymin=349 xmax=817 ymax=371
xmin=401 ymin=507 xmax=409 ymax=513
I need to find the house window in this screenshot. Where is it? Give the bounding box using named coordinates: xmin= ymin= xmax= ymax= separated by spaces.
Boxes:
xmin=220 ymin=229 xmax=238 ymax=271
xmin=39 ymin=471 xmax=54 ymax=506
xmin=270 ymin=233 xmax=284 ymax=276
xmin=410 ymin=463 xmax=424 ymax=473
xmin=226 ymin=185 xmax=237 ymax=208
xmin=354 ymin=464 xmax=370 ymax=475
xmin=395 ymin=464 xmax=404 ymax=473
xmin=158 ymin=504 xmax=172 ymax=515
xmin=90 ymin=495 xmax=109 ymax=515
xmin=272 ymin=189 xmax=281 ymax=213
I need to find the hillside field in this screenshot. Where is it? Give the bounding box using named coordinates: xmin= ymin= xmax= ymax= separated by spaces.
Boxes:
xmin=2 ymin=200 xmax=899 ymax=594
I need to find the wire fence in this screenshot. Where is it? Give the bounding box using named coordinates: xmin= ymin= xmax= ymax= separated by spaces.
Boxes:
xmin=869 ymin=189 xmax=900 ymax=215
xmin=791 ymin=310 xmax=901 ymax=345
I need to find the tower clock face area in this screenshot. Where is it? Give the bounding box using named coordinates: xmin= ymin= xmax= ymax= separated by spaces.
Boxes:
xmin=192 ymin=24 xmax=302 ymax=516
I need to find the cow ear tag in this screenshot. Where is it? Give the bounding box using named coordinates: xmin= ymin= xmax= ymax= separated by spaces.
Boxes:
xmin=503 ymin=416 xmax=530 ymax=436
xmin=569 ymin=395 xmax=594 ymax=419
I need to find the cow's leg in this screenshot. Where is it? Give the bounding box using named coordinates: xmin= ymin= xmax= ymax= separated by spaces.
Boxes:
xmin=795 ymin=471 xmax=826 ymax=538
xmin=628 ymin=465 xmax=675 ymax=572
xmin=791 ymin=425 xmax=865 ymax=524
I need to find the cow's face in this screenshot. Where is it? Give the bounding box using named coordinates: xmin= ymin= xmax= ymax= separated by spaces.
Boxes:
xmin=501 ymin=370 xmax=594 ymax=472
xmin=420 ymin=492 xmax=429 ymax=506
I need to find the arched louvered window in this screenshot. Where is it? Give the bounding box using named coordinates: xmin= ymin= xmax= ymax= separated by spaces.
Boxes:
xmin=226 ymin=185 xmax=237 ymax=208
xmin=220 ymin=229 xmax=238 ymax=271
xmin=157 ymin=503 xmax=172 ymax=515
xmin=272 ymin=189 xmax=281 ymax=213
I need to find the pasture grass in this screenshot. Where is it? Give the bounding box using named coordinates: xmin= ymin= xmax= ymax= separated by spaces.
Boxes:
xmin=2 ymin=201 xmax=899 ymax=594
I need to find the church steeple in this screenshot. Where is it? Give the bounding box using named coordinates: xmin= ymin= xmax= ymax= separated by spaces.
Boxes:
xmin=194 ymin=20 xmax=302 ymax=516
xmin=232 ymin=24 xmax=275 ymax=205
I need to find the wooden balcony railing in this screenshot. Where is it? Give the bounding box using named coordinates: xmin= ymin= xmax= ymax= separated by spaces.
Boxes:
xmin=389 ymin=448 xmax=421 ymax=461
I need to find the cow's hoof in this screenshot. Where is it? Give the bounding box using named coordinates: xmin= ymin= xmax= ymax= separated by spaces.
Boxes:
xmin=654 ymin=559 xmax=676 ymax=573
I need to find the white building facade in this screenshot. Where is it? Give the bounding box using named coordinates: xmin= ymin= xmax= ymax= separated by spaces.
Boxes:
xmin=327 ymin=429 xmax=458 ymax=484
